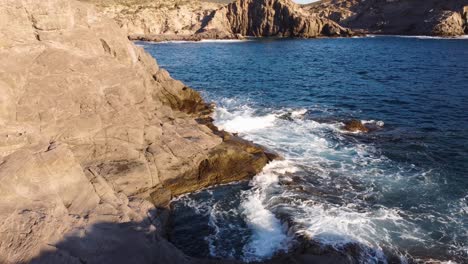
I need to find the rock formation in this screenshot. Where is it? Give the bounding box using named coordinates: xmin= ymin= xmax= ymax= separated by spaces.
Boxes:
xmin=305 ymin=0 xmax=468 ymax=36
xmin=80 ymin=0 xmax=224 ymax=40
xmin=199 ymin=0 xmax=352 ymax=38
xmin=81 ymin=0 xmax=352 ymax=41
xmin=0 ymin=0 xmax=274 ymax=263
xmin=343 ymin=120 xmax=369 ymax=133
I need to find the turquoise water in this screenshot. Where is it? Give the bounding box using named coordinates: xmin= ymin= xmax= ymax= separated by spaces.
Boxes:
xmin=141 ymin=37 xmax=468 ymax=263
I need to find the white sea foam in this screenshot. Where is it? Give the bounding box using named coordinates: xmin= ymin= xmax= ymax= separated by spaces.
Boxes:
xmin=210 ymin=99 xmax=435 ymax=260
xmin=151 ymin=39 xmax=252 ymax=44
xmin=290 ymin=109 xmax=308 ymax=119
xmin=200 ymin=39 xmax=253 ymax=43
xmin=367 ymin=34 xmax=468 ymax=40
xmin=205 ymin=97 xmax=467 ymax=262
xmin=241 ymin=161 xmax=296 ymax=261
xmin=362 ymin=119 xmax=385 ymax=127
xmin=217 ymin=112 xmax=276 ymax=133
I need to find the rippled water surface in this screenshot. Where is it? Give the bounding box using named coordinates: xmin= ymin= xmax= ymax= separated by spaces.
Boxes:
xmin=141 ymin=37 xmax=468 ymax=263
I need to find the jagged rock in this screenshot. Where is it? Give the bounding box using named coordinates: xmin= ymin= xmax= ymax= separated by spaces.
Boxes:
xmin=81 ymin=0 xmax=223 ymax=36
xmin=464 ymin=6 xmax=468 ymax=33
xmin=433 ymin=10 xmax=466 ymax=36
xmin=305 ymin=0 xmax=468 ymax=37
xmin=81 ymin=0 xmax=352 ymax=41
xmin=199 ymin=0 xmax=353 ymax=38
xmin=0 ymin=0 xmax=274 ymax=263
xmin=343 ymin=119 xmax=369 ymax=133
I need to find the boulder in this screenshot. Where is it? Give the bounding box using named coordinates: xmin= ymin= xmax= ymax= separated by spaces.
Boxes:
xmin=432 ymin=11 xmax=466 ymax=36
xmin=343 ymin=119 xmax=369 ymax=133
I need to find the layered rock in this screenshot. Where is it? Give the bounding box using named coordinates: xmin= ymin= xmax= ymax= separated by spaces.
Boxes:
xmin=199 ymin=0 xmax=352 ymax=38
xmin=0 ymin=0 xmax=273 ymax=263
xmin=81 ymin=0 xmax=352 ymax=41
xmin=305 ymin=0 xmax=468 ymax=36
xmin=81 ymin=0 xmax=223 ymax=38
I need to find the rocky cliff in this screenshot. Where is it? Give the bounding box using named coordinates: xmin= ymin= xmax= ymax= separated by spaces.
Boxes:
xmin=199 ymin=0 xmax=352 ymax=38
xmin=305 ymin=0 xmax=468 ymax=36
xmin=81 ymin=0 xmax=223 ymax=39
xmin=82 ymin=0 xmax=352 ymax=41
xmin=0 ymin=0 xmax=273 ymax=263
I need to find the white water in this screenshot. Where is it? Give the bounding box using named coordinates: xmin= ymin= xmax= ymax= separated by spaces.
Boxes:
xmin=149 ymin=39 xmax=253 ymax=44
xmin=171 ymin=97 xmax=465 ymax=263
xmin=210 ymin=98 xmax=453 ymax=263
xmin=241 ymin=161 xmax=296 ymax=261
xmin=367 ymin=34 xmax=468 ymax=40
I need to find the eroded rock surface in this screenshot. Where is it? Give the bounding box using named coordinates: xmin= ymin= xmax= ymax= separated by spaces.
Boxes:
xmin=343 ymin=119 xmax=369 ymax=133
xmin=0 ymin=0 xmax=273 ymax=263
xmin=305 ymin=0 xmax=468 ymax=36
xmin=81 ymin=0 xmax=223 ymax=38
xmin=82 ymin=0 xmax=352 ymax=41
xmin=199 ymin=0 xmax=352 ymax=38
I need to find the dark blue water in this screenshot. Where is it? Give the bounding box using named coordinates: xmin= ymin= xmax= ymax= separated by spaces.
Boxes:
xmin=141 ymin=37 xmax=468 ymax=263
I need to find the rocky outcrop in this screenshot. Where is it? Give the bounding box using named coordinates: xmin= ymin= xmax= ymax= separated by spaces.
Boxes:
xmin=0 ymin=0 xmax=274 ymax=263
xmin=432 ymin=9 xmax=467 ymax=36
xmin=81 ymin=0 xmax=223 ymax=37
xmin=343 ymin=120 xmax=369 ymax=133
xmin=305 ymin=0 xmax=468 ymax=36
xmin=199 ymin=0 xmax=352 ymax=38
xmin=81 ymin=0 xmax=352 ymax=41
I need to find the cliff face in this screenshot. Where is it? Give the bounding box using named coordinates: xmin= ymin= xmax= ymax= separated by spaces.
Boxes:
xmin=200 ymin=0 xmax=352 ymax=38
xmin=305 ymin=0 xmax=468 ymax=36
xmin=0 ymin=0 xmax=273 ymax=263
xmin=80 ymin=0 xmax=352 ymax=41
xmin=81 ymin=0 xmax=223 ymax=38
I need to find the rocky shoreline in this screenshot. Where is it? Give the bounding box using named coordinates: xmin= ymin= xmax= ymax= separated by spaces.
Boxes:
xmin=1 ymin=0 xmax=466 ymax=263
xmin=0 ymin=0 xmax=275 ymax=263
xmin=305 ymin=0 xmax=468 ymax=37
xmin=85 ymin=0 xmax=355 ymax=41
xmin=81 ymin=0 xmax=467 ymax=43
xmin=0 ymin=0 xmax=371 ymax=262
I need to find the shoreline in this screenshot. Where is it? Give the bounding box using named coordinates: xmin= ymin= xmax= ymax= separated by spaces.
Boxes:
xmin=131 ymin=34 xmax=468 ymax=44
xmin=0 ymin=1 xmax=279 ymax=263
xmin=2 ymin=0 xmax=466 ymax=263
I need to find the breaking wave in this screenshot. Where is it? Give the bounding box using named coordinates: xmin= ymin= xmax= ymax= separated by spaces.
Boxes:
xmin=200 ymin=97 xmax=467 ymax=263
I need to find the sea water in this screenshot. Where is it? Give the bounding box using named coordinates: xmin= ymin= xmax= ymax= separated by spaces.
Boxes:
xmin=141 ymin=36 xmax=468 ymax=263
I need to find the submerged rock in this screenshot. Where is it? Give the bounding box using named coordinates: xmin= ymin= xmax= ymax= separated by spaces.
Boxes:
xmin=343 ymin=119 xmax=370 ymax=133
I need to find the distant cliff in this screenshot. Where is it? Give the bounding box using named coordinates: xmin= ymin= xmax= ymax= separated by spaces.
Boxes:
xmin=82 ymin=0 xmax=353 ymax=41
xmin=80 ymin=0 xmax=223 ymax=38
xmin=305 ymin=0 xmax=468 ymax=36
xmin=199 ymin=0 xmax=352 ymax=38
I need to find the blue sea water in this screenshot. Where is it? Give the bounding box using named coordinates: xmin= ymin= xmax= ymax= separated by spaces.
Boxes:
xmin=141 ymin=36 xmax=468 ymax=263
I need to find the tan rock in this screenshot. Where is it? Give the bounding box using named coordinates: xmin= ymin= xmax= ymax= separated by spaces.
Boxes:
xmin=81 ymin=0 xmax=223 ymax=36
xmin=80 ymin=0 xmax=352 ymax=41
xmin=0 ymin=0 xmax=273 ymax=262
xmin=199 ymin=0 xmax=353 ymax=38
xmin=343 ymin=119 xmax=369 ymax=133
xmin=433 ymin=11 xmax=466 ymax=36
